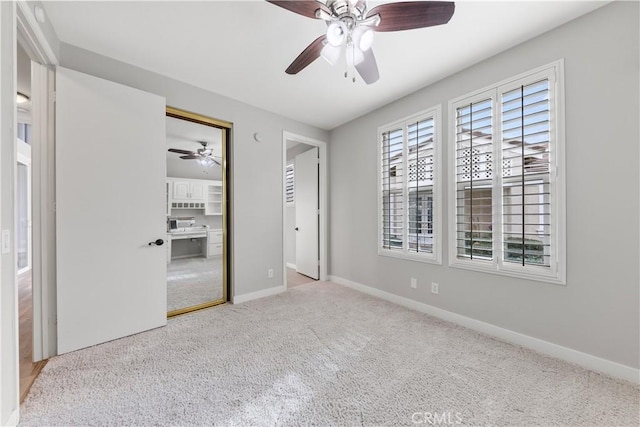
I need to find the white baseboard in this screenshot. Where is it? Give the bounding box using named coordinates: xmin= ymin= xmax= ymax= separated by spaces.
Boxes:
xmin=5 ymin=408 xmax=19 ymax=426
xmin=329 ymin=275 xmax=639 ymax=384
xmin=233 ymin=285 xmax=286 ymax=305
xmin=286 ymin=263 xmax=296 ymax=270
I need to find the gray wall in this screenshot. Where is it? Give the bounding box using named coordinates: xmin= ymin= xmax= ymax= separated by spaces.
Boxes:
xmin=59 ymin=44 xmax=329 ymax=297
xmin=328 ymin=2 xmax=639 ymax=369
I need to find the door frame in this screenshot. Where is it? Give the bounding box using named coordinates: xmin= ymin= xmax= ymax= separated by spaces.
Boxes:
xmin=281 ymin=131 xmax=328 ymax=289
xmin=17 ymin=1 xmax=58 ymax=362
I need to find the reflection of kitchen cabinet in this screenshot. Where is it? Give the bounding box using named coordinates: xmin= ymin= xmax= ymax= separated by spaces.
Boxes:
xmin=207 ymin=230 xmax=223 ymax=257
xmin=205 ymin=181 xmax=223 ymax=216
xmin=165 ymin=182 xmax=172 ymax=216
xmin=172 ymin=180 xmax=204 ymax=203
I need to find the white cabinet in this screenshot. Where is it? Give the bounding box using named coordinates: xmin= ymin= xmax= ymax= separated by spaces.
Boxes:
xmin=172 ymin=180 xmax=204 ymax=203
xmin=172 ymin=181 xmax=190 ymax=201
xmin=190 ymin=182 xmax=205 ymax=202
xmin=205 ymin=181 xmax=223 ymax=216
xmin=168 ymin=178 xmax=210 ymax=210
xmin=207 ymin=230 xmax=223 ymax=257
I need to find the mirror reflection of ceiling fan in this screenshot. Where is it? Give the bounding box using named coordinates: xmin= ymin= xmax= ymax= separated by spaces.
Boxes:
xmin=267 ymin=0 xmax=456 ymax=84
xmin=168 ymin=141 xmax=221 ymax=167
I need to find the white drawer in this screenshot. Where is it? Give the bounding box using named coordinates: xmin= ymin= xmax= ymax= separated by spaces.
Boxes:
xmin=207 ymin=243 xmax=223 ymax=257
xmin=207 ymin=230 xmax=223 ymax=244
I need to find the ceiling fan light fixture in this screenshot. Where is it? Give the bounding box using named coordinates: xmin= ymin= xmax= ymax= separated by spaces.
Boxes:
xmin=326 ymin=21 xmax=346 ymax=47
xmin=321 ymin=43 xmax=341 ymax=66
xmin=353 ymin=26 xmax=374 ymax=51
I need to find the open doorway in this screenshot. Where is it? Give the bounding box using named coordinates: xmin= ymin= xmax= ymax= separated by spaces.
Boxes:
xmin=16 ymin=40 xmax=46 ymax=402
xmin=283 ymin=132 xmax=328 ymax=290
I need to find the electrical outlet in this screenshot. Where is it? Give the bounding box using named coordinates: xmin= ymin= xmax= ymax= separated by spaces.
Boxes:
xmin=267 ymin=268 xmax=274 ymax=279
xmin=431 ymin=282 xmax=439 ymax=295
xmin=410 ymin=278 xmax=417 ymax=289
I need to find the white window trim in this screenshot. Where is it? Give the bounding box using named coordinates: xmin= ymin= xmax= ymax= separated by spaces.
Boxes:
xmin=378 ymin=105 xmax=442 ymax=265
xmin=447 ymin=60 xmax=566 ymax=285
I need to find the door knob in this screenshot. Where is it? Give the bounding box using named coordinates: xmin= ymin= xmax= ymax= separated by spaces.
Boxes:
xmin=148 ymin=239 xmax=164 ymax=246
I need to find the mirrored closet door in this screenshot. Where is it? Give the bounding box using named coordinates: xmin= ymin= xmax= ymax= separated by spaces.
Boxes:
xmin=165 ymin=107 xmax=230 ymax=317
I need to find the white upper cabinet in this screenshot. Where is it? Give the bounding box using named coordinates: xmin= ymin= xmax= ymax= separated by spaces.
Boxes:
xmin=172 ymin=181 xmax=191 ymax=201
xmin=168 ymin=178 xmax=220 ymax=211
xmin=190 ymin=182 xmax=205 ymax=202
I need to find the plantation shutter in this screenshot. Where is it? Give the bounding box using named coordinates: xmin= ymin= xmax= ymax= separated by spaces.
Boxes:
xmin=407 ymin=118 xmax=435 ymax=254
xmin=500 ymin=79 xmax=552 ymax=267
xmin=455 ymin=98 xmax=494 ymax=260
xmin=285 ymin=164 xmax=295 ymax=204
xmin=381 ymin=128 xmax=404 ymax=250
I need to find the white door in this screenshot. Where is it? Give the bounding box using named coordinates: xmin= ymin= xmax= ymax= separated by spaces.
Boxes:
xmin=295 ymin=147 xmax=319 ymax=279
xmin=56 ymin=67 xmax=167 ymax=354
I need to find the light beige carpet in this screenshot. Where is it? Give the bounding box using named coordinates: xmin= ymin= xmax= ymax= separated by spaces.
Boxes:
xmin=20 ymin=282 xmax=639 ymax=426
xmin=167 ymin=256 xmax=223 ymax=312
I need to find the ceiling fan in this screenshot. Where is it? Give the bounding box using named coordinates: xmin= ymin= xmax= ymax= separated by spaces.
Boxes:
xmin=168 ymin=141 xmax=221 ymax=167
xmin=266 ymin=0 xmax=455 ymax=84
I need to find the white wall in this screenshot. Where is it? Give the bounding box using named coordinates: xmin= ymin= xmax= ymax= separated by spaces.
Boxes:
xmin=0 ymin=2 xmax=18 ymax=424
xmin=167 ymin=158 xmax=222 ymax=181
xmin=59 ymin=44 xmax=329 ymax=298
xmin=328 ymin=2 xmax=639 ymax=370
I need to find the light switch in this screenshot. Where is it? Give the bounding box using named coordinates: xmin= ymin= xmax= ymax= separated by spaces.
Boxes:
xmin=1 ymin=230 xmax=10 ymax=254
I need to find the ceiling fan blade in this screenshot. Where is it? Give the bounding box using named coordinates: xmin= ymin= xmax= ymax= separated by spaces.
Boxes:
xmin=355 ymin=49 xmax=380 ymax=85
xmin=266 ymin=1 xmax=329 ymax=19
xmin=180 ymin=155 xmax=200 ymax=160
xmin=212 ymin=158 xmax=221 ymax=166
xmin=368 ymin=1 xmax=455 ymax=32
xmin=286 ymin=35 xmax=327 ymax=74
xmin=168 ymin=148 xmax=195 ymax=155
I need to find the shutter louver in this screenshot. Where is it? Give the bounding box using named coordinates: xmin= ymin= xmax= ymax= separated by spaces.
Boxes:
xmin=285 ymin=164 xmax=295 ymax=204
xmin=407 ymin=118 xmax=435 ymax=254
xmin=455 ymin=99 xmax=494 ymax=260
xmin=501 ymin=79 xmax=552 ymax=267
xmin=381 ymin=128 xmax=404 ymax=250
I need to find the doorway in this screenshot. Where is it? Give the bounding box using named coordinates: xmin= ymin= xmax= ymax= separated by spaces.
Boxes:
xmin=16 ymin=39 xmax=48 ymax=402
xmin=165 ymin=107 xmax=231 ymax=317
xmin=282 ymin=132 xmax=328 ymax=290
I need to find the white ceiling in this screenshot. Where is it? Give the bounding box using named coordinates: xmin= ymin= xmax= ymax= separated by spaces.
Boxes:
xmin=43 ymin=1 xmax=608 ymax=130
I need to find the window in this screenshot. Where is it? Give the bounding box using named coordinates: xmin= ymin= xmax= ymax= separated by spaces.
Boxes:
xmin=449 ymin=61 xmax=565 ymax=284
xmin=379 ymin=107 xmax=441 ymax=263
xmin=285 ymin=163 xmax=294 ymax=205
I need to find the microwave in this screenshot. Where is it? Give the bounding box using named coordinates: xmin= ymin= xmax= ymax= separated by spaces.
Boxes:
xmin=168 ymin=217 xmax=195 ymax=231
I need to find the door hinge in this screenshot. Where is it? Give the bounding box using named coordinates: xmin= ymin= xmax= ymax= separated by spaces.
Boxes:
xmin=317 ymin=209 xmax=320 ymax=215
xmin=50 ymin=91 xmax=56 ymax=103
xmin=317 ymin=260 xmax=320 ymax=266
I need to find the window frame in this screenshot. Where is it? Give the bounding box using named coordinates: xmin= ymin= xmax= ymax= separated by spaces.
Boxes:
xmin=448 ymin=60 xmax=566 ymax=284
xmin=378 ymin=106 xmax=442 ymax=264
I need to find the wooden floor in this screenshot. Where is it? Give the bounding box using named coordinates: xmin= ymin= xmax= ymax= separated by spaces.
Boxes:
xmin=287 ymin=267 xmax=317 ymax=288
xmin=19 ymin=270 xmax=47 ymax=402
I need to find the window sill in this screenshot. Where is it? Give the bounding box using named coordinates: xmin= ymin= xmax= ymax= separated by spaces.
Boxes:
xmin=448 ymin=258 xmax=566 ymax=285
xmin=378 ymin=249 xmax=442 ymax=265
